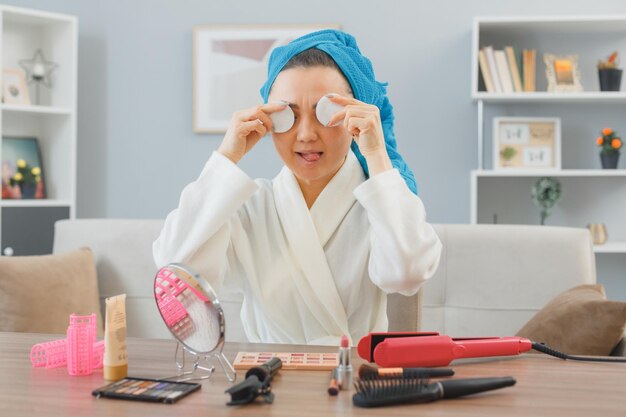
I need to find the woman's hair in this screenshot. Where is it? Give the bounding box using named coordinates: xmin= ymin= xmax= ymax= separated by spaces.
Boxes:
xmin=281 ymin=48 xmax=352 ymax=93
xmin=282 ymin=48 xmax=340 ymax=71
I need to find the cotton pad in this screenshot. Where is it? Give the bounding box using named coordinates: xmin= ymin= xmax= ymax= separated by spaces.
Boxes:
xmin=316 ymin=94 xmax=345 ymax=127
xmin=269 ymin=102 xmax=295 ymax=133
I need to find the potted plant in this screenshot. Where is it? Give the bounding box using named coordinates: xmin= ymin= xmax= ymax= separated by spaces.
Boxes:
xmin=531 ymin=177 xmax=562 ymax=225
xmin=596 ymin=128 xmax=622 ymax=169
xmin=598 ymin=51 xmax=622 ymax=91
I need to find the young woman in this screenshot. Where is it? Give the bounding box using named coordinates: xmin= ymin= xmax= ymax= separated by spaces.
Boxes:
xmin=153 ymin=29 xmax=442 ymax=345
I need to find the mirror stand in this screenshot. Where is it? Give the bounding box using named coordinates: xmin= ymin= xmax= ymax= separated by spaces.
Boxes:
xmin=160 ymin=342 xmax=237 ymax=383
xmin=213 ymin=350 xmax=237 ymax=383
xmin=159 ymin=342 xmax=214 ymax=382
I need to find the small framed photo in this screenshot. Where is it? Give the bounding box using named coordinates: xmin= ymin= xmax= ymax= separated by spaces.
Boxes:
xmin=1 ymin=136 xmax=46 ymax=199
xmin=2 ymin=68 xmax=31 ymax=105
xmin=193 ymin=24 xmax=339 ymax=133
xmin=493 ymin=117 xmax=561 ymax=171
xmin=544 ymin=54 xmax=583 ymax=93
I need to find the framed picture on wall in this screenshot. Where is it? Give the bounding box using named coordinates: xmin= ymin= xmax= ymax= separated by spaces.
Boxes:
xmin=1 ymin=136 xmax=46 ymax=199
xmin=192 ymin=24 xmax=339 ymax=133
xmin=2 ymin=68 xmax=31 ymax=105
xmin=493 ymin=117 xmax=561 ymax=171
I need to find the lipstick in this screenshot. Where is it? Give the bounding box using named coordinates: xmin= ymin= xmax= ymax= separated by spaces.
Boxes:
xmin=337 ymin=335 xmax=352 ymax=391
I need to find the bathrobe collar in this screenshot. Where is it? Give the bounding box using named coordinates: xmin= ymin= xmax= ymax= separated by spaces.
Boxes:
xmin=273 ymin=151 xmax=364 ymax=341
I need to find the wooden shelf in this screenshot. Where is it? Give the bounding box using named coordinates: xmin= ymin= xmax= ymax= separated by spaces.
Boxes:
xmin=476 ymin=15 xmax=626 ymax=33
xmin=473 ymin=92 xmax=626 ymax=103
xmin=2 ymin=104 xmax=72 ymax=115
xmin=473 ymin=169 xmax=626 ymax=177
xmin=594 ymin=242 xmax=626 ymax=254
xmin=0 ymin=199 xmax=72 ymax=207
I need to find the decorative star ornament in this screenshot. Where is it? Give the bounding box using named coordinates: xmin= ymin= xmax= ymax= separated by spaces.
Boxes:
xmin=19 ymin=49 xmax=58 ymax=88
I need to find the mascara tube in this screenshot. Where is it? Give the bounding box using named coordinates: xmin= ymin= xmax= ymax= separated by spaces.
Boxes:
xmin=337 ymin=335 xmax=352 ymax=391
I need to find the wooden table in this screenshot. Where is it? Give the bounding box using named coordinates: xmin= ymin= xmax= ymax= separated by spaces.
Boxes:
xmin=1 ymin=332 xmax=625 ymax=416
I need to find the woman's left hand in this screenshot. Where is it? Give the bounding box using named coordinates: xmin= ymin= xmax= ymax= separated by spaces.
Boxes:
xmin=325 ymin=95 xmax=386 ymax=157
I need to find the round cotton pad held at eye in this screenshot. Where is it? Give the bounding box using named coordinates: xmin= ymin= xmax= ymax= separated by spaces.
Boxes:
xmin=269 ymin=102 xmax=295 ymax=133
xmin=316 ymin=94 xmax=345 ymax=127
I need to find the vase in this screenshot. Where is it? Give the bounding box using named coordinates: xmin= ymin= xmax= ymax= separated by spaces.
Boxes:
xmin=600 ymin=152 xmax=620 ymax=169
xmin=19 ymin=182 xmax=36 ymax=199
xmin=599 ymin=68 xmax=623 ymax=91
xmin=587 ymin=223 xmax=608 ymax=245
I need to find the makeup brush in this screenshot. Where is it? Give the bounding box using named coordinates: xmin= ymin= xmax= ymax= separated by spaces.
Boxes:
xmin=327 ymin=368 xmax=339 ymax=396
xmin=358 ymin=363 xmax=454 ymax=379
xmin=353 ymin=376 xmax=516 ymax=408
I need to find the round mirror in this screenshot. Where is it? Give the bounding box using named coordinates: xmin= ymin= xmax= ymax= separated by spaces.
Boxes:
xmin=153 ymin=263 xmax=235 ymax=381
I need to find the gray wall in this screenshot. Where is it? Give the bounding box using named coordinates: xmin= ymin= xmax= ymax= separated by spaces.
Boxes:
xmin=5 ymin=0 xmax=626 ymax=297
xmin=4 ymin=0 xmax=624 ymax=220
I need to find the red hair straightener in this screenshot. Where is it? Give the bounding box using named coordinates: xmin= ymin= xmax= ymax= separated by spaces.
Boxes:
xmin=358 ymin=332 xmax=626 ymax=367
xmin=357 ymin=332 xmax=532 ymax=367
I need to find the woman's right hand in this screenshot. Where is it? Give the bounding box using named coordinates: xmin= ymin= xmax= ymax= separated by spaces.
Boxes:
xmin=217 ymin=102 xmax=288 ymax=164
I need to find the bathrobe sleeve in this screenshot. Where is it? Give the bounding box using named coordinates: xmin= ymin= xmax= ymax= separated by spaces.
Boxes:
xmin=353 ymin=169 xmax=442 ymax=296
xmin=152 ymin=151 xmax=259 ymax=291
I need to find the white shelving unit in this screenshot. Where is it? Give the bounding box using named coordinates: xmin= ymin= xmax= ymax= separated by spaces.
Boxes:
xmin=471 ymin=16 xmax=626 ymax=255
xmin=0 ymin=5 xmax=77 ymax=255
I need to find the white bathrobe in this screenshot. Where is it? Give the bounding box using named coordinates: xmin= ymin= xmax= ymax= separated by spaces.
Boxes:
xmin=153 ymin=150 xmax=442 ymax=345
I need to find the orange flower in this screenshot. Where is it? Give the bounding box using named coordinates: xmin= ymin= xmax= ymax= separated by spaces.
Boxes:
xmin=596 ymin=136 xmax=604 ymax=146
xmin=602 ymin=127 xmax=613 ymax=136
xmin=611 ymin=138 xmax=622 ymax=149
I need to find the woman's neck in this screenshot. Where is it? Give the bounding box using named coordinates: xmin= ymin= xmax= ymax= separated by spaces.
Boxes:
xmin=297 ymin=179 xmax=328 ymax=209
xmin=296 ymin=156 xmax=347 ymax=209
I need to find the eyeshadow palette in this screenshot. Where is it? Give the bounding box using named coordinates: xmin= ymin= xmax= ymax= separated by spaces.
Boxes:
xmin=234 ymin=351 xmax=339 ymax=370
xmin=92 ymin=377 xmax=201 ymax=404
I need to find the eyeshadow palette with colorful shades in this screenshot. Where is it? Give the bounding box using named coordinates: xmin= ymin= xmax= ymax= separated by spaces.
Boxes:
xmin=233 ymin=351 xmax=339 ymax=370
xmin=92 ymin=377 xmax=201 ymax=404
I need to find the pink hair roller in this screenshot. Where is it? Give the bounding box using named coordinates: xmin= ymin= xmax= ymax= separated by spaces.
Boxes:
xmin=30 ymin=338 xmax=105 ymax=369
xmin=66 ymin=313 xmax=97 ymax=376
xmin=92 ymin=340 xmax=105 ymax=369
xmin=30 ymin=338 xmax=68 ymax=368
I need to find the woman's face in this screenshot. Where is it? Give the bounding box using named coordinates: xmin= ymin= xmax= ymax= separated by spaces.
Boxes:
xmin=268 ymin=66 xmax=353 ymax=189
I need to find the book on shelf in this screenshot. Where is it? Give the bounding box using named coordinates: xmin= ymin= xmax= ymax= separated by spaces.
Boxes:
xmin=483 ymin=46 xmax=502 ymax=93
xmin=523 ymin=49 xmax=536 ymax=92
xmin=505 ymin=46 xmax=523 ymax=92
xmin=494 ymin=50 xmax=514 ymax=93
xmin=478 ymin=49 xmax=495 ymax=92
xmin=477 ymin=46 xmax=536 ymax=93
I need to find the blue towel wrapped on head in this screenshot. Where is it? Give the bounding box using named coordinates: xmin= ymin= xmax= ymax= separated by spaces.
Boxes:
xmin=259 ymin=29 xmax=418 ymax=195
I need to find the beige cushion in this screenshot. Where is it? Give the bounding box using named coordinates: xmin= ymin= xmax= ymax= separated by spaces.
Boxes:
xmin=0 ymin=248 xmax=103 ymax=336
xmin=516 ymin=284 xmax=626 ymax=356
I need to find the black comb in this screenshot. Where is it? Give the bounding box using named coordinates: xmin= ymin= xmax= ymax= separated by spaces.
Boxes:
xmin=353 ymin=376 xmax=516 ymax=407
